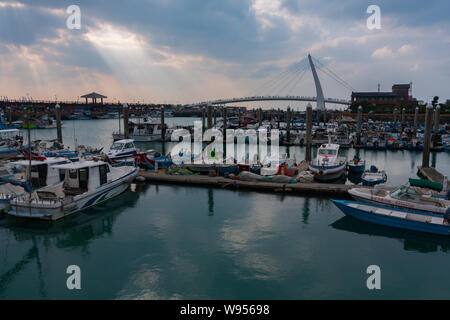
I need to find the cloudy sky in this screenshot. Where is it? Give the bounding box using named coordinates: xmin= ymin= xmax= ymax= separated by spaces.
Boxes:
xmin=0 ymin=0 xmax=449 ymax=107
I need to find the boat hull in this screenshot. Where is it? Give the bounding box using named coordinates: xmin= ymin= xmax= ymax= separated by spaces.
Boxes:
xmin=333 ymin=200 xmax=450 ymax=236
xmin=8 ymin=168 xmax=138 ymax=221
xmin=309 ymin=162 xmax=346 ymax=182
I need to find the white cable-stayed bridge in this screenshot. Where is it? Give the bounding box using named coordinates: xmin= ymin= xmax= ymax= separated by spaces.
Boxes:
xmin=186 ymin=54 xmax=354 ymax=109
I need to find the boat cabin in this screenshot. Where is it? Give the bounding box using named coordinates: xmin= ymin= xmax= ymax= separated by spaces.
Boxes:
xmin=107 ymin=139 xmax=136 ymax=159
xmin=8 ymin=158 xmax=71 ymax=189
xmin=54 ymin=161 xmax=111 ymax=195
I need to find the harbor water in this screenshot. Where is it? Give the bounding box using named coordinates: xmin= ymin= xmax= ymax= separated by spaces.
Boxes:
xmin=1 ymin=119 xmax=450 ymax=299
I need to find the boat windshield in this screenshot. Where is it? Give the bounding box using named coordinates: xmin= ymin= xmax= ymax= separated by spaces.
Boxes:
xmin=110 ymin=143 xmax=124 ymax=151
xmin=319 ymin=149 xmax=337 ymax=156
xmin=390 ymin=187 xmax=421 ymax=201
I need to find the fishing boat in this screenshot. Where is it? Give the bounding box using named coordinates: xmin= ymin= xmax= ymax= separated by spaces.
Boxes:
xmin=0 ymin=157 xmax=72 ymax=209
xmin=309 ymin=142 xmax=346 ymax=181
xmin=333 ymin=200 xmax=450 ymax=236
xmin=347 ymin=156 xmax=365 ymax=173
xmin=0 ymin=129 xmax=22 ymax=159
xmin=361 ymin=165 xmax=387 ymax=186
xmin=8 ymin=160 xmax=138 ymax=220
xmin=133 ymin=149 xmax=173 ymax=170
xmin=113 ymin=118 xmax=173 ymax=142
xmin=106 ymin=139 xmax=137 ymax=160
xmin=348 ymin=184 xmax=450 ymax=215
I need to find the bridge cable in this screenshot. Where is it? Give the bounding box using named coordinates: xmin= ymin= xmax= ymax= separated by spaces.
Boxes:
xmin=286 ymin=68 xmax=308 ymax=96
xmin=312 ymin=57 xmax=355 ymax=91
xmin=251 ymin=61 xmax=304 ymax=96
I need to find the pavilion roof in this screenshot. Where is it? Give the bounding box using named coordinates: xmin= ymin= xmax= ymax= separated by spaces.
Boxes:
xmin=81 ymin=92 xmax=107 ymax=99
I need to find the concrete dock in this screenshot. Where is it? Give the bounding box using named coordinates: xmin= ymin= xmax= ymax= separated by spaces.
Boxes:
xmin=417 ymin=166 xmax=445 ymax=184
xmin=139 ymin=171 xmax=353 ymax=197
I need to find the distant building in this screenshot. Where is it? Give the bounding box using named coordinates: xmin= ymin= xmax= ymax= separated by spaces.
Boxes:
xmin=351 ymin=83 xmax=418 ymax=112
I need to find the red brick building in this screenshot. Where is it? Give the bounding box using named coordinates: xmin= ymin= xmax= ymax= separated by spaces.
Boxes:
xmin=351 ymin=83 xmax=418 ymax=112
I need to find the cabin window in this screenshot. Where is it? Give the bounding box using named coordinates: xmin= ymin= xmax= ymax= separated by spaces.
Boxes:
xmin=99 ymin=165 xmax=108 ymax=185
xmin=110 ymin=142 xmax=123 ymax=151
xmin=125 ymin=143 xmax=134 ymax=149
xmin=59 ymin=169 xmax=66 ymax=182
xmin=319 ymin=149 xmax=337 ymax=156
xmin=69 ymin=169 xmax=77 ymax=179
xmin=79 ymin=168 xmax=89 ymax=189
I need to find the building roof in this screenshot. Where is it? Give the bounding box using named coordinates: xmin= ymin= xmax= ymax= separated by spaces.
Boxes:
xmin=53 ymin=160 xmax=107 ymax=170
xmin=392 ymin=84 xmax=410 ymax=90
xmin=352 ymin=92 xmax=397 ymax=97
xmin=81 ymin=92 xmax=108 ymax=99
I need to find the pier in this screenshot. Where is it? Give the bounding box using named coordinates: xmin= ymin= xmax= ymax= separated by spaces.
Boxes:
xmin=138 ymin=171 xmax=354 ymax=196
xmin=417 ymin=166 xmax=445 ymax=184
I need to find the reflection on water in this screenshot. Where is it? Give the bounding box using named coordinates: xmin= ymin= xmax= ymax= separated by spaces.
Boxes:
xmin=331 ymin=216 xmax=450 ymax=254
xmin=208 ymin=189 xmax=214 ymax=216
xmin=0 ymin=190 xmax=140 ymax=298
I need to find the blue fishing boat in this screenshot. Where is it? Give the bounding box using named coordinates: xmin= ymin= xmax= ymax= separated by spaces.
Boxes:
xmin=347 ymin=156 xmax=365 ymax=173
xmin=333 ymin=200 xmax=450 ymax=236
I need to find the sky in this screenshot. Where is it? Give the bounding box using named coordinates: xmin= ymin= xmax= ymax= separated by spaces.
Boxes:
xmin=0 ymin=0 xmax=449 ymax=108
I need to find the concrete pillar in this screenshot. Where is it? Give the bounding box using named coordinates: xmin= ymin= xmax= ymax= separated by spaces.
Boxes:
xmin=356 ymin=105 xmax=362 ymax=146
xmin=123 ymin=104 xmax=129 ymax=139
xmin=55 ymin=104 xmax=63 ymax=145
xmin=305 ymin=103 xmax=313 ymax=162
xmin=422 ymin=104 xmax=433 ymax=168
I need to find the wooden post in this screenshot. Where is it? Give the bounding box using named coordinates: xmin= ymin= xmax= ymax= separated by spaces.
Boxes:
xmin=123 ymin=103 xmax=129 ymax=139
xmin=8 ymin=107 xmax=11 ymax=124
xmin=214 ymin=107 xmax=217 ymax=126
xmin=286 ymin=107 xmax=291 ymax=141
xmin=238 ymin=108 xmax=242 ymax=128
xmin=161 ymin=105 xmax=166 ymax=141
xmin=356 ymin=105 xmax=362 ymax=146
xmin=422 ymin=104 xmax=433 ymax=168
xmin=207 ymin=105 xmax=212 ymax=129
xmin=202 ymin=107 xmax=206 ymax=132
xmin=305 ymin=103 xmax=313 ymax=162
xmin=277 ymin=108 xmax=281 ymax=129
xmin=414 ymin=106 xmax=419 ymax=132
xmin=55 ymin=103 xmax=63 ymax=144
xmin=222 ymin=107 xmax=227 ymax=138
xmin=433 ymin=105 xmax=440 ymax=147
xmin=258 ymin=108 xmax=262 ymax=127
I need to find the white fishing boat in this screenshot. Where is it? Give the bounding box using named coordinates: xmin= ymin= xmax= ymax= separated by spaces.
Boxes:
xmin=349 ymin=185 xmax=450 ymax=215
xmin=309 ymin=142 xmax=346 ymax=181
xmin=113 ymin=118 xmax=174 ymax=142
xmin=106 ymin=139 xmax=137 ymax=160
xmin=8 ymin=160 xmax=138 ymax=220
xmin=0 ymin=129 xmax=22 ymax=159
xmin=0 ymin=157 xmax=72 ymax=209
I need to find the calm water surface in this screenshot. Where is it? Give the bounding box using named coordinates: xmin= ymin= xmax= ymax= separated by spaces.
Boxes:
xmin=1 ymin=119 xmax=449 ymax=299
